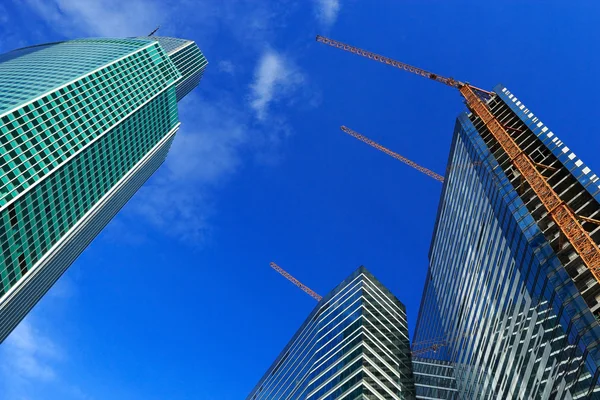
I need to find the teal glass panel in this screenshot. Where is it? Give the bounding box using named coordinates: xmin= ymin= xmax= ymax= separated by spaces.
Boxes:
xmin=0 ymin=39 xmax=180 ymax=205
xmin=144 ymin=36 xmax=208 ymax=102
xmin=0 ymin=87 xmax=178 ymax=296
xmin=171 ymin=42 xmax=208 ymax=101
xmin=147 ymin=36 xmax=190 ymax=54
xmin=0 ymin=38 xmax=154 ymax=114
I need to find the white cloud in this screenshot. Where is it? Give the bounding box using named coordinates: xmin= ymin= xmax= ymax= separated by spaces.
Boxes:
xmin=46 ymin=275 xmax=77 ymax=300
xmin=123 ymin=77 xmax=304 ymax=241
xmin=0 ymin=314 xmax=94 ymax=400
xmin=21 ymin=0 xmax=284 ymax=48
xmin=0 ymin=4 xmax=8 ymax=25
xmin=1 ymin=319 xmax=61 ymax=383
xmin=19 ymin=0 xmax=312 ymax=243
xmin=217 ymin=60 xmax=236 ymax=75
xmin=124 ymin=93 xmax=250 ymax=241
xmin=249 ymin=50 xmax=305 ymax=121
xmin=23 ymin=0 xmax=164 ymax=37
xmin=314 ymin=0 xmax=341 ymax=27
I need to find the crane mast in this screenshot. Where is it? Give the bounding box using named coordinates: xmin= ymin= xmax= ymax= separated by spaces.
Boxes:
xmin=270 ymin=262 xmax=322 ymax=301
xmin=317 ymin=35 xmax=600 ymax=286
xmin=341 ymin=126 xmax=444 ymax=183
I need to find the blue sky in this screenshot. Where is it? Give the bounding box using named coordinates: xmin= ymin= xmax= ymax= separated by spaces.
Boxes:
xmin=1 ymin=1 xmax=600 ymax=399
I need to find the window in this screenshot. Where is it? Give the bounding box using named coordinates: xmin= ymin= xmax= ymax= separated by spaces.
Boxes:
xmin=8 ymin=203 xmax=17 ymax=228
xmin=18 ymin=254 xmax=28 ymax=275
xmin=586 ymin=278 xmax=596 ymax=289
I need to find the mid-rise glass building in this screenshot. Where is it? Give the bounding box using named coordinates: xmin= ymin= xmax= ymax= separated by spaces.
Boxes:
xmin=247 ymin=266 xmax=416 ymax=400
xmin=414 ymin=85 xmax=600 ymax=398
xmin=0 ymin=36 xmax=207 ymax=342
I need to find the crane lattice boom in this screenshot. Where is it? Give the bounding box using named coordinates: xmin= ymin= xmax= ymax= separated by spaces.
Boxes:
xmin=316 ymin=35 xmax=464 ymax=89
xmin=341 ymin=126 xmax=444 ymax=183
xmin=319 ymin=35 xmax=600 ymax=286
xmin=411 ymin=341 xmax=446 ymax=357
xmin=411 ymin=329 xmax=477 ymax=356
xmin=270 ymin=262 xmax=322 ymax=301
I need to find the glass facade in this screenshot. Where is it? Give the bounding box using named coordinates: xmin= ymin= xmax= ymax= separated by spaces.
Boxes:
xmin=0 ymin=38 xmax=180 ymax=205
xmin=247 ymin=266 xmax=416 ymax=400
xmin=0 ymin=36 xmax=207 ymax=343
xmin=146 ymin=36 xmax=208 ymax=101
xmin=412 ymin=357 xmax=458 ymax=400
xmin=414 ymin=86 xmax=600 ymax=399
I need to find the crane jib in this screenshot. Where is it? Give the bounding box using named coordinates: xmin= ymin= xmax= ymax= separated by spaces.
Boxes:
xmin=318 ymin=34 xmax=600 ymax=285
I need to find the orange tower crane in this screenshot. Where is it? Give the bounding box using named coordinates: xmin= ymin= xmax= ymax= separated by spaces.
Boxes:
xmin=270 ymin=262 xmax=322 ymax=301
xmin=316 ymin=35 xmax=600 ymax=285
xmin=341 ymin=125 xmax=444 ymax=183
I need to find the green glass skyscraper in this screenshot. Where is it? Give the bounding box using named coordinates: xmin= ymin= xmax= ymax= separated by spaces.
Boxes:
xmin=0 ymin=36 xmax=207 ymax=342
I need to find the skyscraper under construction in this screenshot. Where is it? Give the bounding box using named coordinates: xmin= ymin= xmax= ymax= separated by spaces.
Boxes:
xmin=316 ymin=36 xmax=600 ymax=398
xmin=414 ymin=85 xmax=600 ymax=399
xmin=0 ymin=36 xmax=207 ymax=343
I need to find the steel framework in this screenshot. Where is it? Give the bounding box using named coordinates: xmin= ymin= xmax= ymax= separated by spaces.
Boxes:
xmin=318 ymin=35 xmax=600 ymax=285
xmin=341 ymin=126 xmax=445 ymax=182
xmin=270 ymin=262 xmax=322 ymax=301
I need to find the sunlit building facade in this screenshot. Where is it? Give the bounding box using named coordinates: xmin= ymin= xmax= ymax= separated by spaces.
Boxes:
xmin=414 ymin=85 xmax=600 ymax=398
xmin=247 ymin=266 xmax=416 ymax=400
xmin=0 ymin=36 xmax=207 ymax=342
